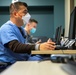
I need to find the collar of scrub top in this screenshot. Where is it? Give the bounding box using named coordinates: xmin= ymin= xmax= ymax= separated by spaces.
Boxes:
xmin=18 ymin=27 xmax=27 ymax=39
xmin=9 ymin=20 xmax=27 ymax=39
xmin=12 ymin=0 xmax=19 ymax=3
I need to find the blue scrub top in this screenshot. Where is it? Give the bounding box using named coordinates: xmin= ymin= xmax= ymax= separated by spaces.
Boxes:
xmin=0 ymin=20 xmax=29 ymax=63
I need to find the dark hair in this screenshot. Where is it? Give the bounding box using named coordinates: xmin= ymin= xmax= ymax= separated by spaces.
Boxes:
xmin=29 ymin=18 xmax=38 ymax=24
xmin=9 ymin=1 xmax=28 ymax=14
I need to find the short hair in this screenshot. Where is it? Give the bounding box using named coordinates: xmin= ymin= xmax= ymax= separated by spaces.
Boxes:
xmin=29 ymin=19 xmax=38 ymax=24
xmin=9 ymin=1 xmax=28 ymax=14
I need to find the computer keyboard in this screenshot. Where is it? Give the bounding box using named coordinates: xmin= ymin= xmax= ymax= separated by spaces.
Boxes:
xmin=55 ymin=45 xmax=68 ymax=50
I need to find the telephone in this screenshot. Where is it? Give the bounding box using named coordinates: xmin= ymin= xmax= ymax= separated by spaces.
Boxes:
xmin=64 ymin=39 xmax=75 ymax=48
xmin=55 ymin=39 xmax=75 ymax=50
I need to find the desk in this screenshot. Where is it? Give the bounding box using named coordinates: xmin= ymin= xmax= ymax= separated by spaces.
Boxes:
xmin=1 ymin=61 xmax=76 ymax=75
xmin=31 ymin=50 xmax=76 ymax=54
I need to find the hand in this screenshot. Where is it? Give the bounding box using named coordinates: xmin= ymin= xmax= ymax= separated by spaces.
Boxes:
xmin=47 ymin=38 xmax=52 ymax=42
xmin=39 ymin=41 xmax=56 ymax=50
xmin=36 ymin=39 xmax=41 ymax=44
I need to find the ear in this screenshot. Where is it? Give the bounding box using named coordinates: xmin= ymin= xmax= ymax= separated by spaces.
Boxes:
xmin=13 ymin=11 xmax=18 ymax=17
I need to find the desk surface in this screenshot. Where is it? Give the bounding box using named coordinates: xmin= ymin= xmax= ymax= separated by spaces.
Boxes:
xmin=31 ymin=50 xmax=76 ymax=54
xmin=1 ymin=61 xmax=76 ymax=75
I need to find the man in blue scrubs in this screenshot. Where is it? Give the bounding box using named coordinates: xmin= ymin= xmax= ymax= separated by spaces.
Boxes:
xmin=24 ymin=18 xmax=40 ymax=44
xmin=0 ymin=1 xmax=55 ymax=64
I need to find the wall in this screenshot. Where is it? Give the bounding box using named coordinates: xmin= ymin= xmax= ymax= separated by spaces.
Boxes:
xmin=74 ymin=0 xmax=76 ymax=6
xmin=0 ymin=0 xmax=65 ymax=38
xmin=64 ymin=0 xmax=70 ymax=37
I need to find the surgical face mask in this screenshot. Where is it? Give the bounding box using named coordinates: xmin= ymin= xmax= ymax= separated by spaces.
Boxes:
xmin=30 ymin=28 xmax=36 ymax=34
xmin=22 ymin=13 xmax=31 ymax=25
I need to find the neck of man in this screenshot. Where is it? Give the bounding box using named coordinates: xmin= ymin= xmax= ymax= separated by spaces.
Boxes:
xmin=10 ymin=17 xmax=22 ymax=27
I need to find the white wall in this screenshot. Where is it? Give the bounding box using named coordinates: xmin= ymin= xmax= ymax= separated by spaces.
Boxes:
xmin=74 ymin=0 xmax=76 ymax=6
xmin=64 ymin=0 xmax=70 ymax=37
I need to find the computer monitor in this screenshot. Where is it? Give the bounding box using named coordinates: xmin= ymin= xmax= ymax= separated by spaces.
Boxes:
xmin=54 ymin=27 xmax=59 ymax=42
xmin=55 ymin=26 xmax=62 ymax=45
xmin=68 ymin=7 xmax=76 ymax=49
xmin=61 ymin=28 xmax=65 ymax=37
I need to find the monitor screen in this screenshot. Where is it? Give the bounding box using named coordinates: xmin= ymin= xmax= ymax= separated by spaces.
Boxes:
xmin=55 ymin=27 xmax=59 ymax=42
xmin=61 ymin=28 xmax=65 ymax=37
xmin=69 ymin=7 xmax=76 ymax=40
xmin=69 ymin=7 xmax=76 ymax=49
xmin=55 ymin=26 xmax=62 ymax=45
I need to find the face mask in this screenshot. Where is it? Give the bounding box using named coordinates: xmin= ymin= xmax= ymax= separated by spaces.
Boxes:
xmin=22 ymin=13 xmax=31 ymax=25
xmin=30 ymin=28 xmax=36 ymax=34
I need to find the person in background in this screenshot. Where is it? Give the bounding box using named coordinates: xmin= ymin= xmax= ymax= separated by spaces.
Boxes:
xmin=0 ymin=1 xmax=56 ymax=65
xmin=24 ymin=18 xmax=41 ymax=44
xmin=24 ymin=18 xmax=52 ymax=60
